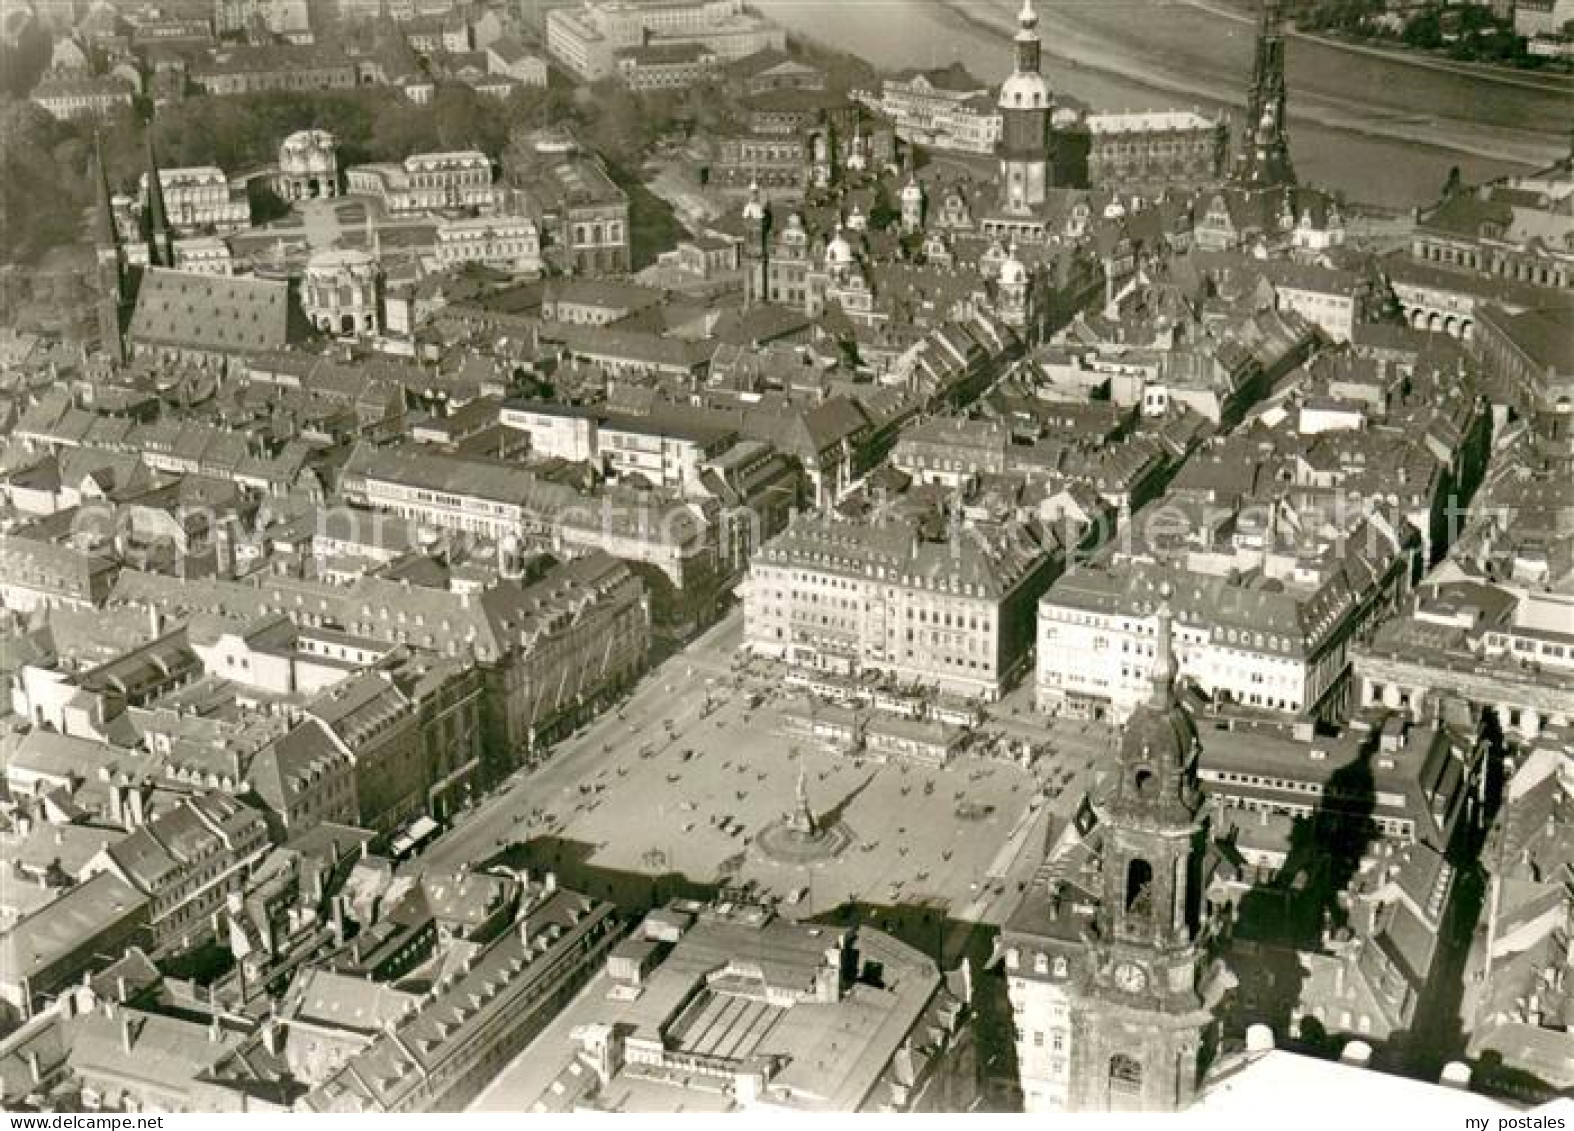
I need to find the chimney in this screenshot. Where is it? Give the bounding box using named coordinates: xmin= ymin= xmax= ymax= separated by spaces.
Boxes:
xmin=120 ymin=1014 xmax=134 ymax=1056
xmin=544 ymin=871 xmax=557 ymax=892
xmin=126 ymin=784 xmax=146 ymax=829
xmin=148 ymin=604 xmax=162 ymax=639
xmin=261 ymin=1016 xmax=282 ymax=1056
xmin=1440 ymin=1062 xmax=1472 ymax=1090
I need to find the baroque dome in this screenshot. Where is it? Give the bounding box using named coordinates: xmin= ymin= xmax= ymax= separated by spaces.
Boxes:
xmin=999 ymin=70 xmax=1051 ymax=110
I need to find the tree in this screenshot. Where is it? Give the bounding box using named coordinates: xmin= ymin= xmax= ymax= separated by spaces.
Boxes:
xmin=0 ymin=14 xmax=52 ymax=99
xmin=580 ymin=81 xmax=656 ymax=167
xmin=0 ymin=101 xmax=85 ymax=264
xmin=1402 ymin=10 xmax=1444 ymax=50
xmin=868 ymin=180 xmax=899 ymax=231
xmin=502 ymin=81 xmax=576 ymax=133
xmin=433 ymin=84 xmax=508 ymax=154
xmin=1441 ymin=165 xmax=1462 ymax=199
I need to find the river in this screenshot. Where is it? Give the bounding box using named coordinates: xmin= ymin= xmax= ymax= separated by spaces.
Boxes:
xmin=752 ymin=0 xmax=1574 ymax=210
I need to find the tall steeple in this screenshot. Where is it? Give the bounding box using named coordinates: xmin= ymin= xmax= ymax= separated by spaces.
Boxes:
xmin=740 ymin=177 xmax=771 ymax=306
xmin=92 ymin=134 xmax=119 ymax=252
xmin=997 ymin=0 xmax=1053 ymax=212
xmin=144 ymin=132 xmax=175 ymax=268
xmin=1146 ymin=589 xmax=1180 ymax=709
xmin=1106 ymin=581 xmax=1201 ymax=829
xmin=1234 ymin=0 xmax=1295 ymax=187
xmin=1064 ymin=577 xmax=1220 ymax=1112
xmin=93 ymin=135 xmax=128 ymax=366
xmin=1014 ymin=0 xmax=1042 ymax=75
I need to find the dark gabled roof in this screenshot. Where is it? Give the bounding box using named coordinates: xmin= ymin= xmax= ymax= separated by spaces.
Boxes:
xmin=888 ymin=61 xmax=986 ymax=94
xmin=129 ymin=269 xmax=306 ymax=355
xmin=1417 ymin=189 xmax=1514 ymax=240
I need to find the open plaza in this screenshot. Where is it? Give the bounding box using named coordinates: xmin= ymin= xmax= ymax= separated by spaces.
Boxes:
xmin=414 ymin=608 xmax=1115 ymax=935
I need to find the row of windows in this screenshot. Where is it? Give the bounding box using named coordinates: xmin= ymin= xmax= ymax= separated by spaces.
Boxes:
xmin=1014 ymin=1028 xmax=1068 ymax=1053
xmin=1485 ymin=633 xmax=1569 ymax=660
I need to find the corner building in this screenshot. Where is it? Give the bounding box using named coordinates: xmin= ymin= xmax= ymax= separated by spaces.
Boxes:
xmin=742 ymin=511 xmax=1059 ymax=701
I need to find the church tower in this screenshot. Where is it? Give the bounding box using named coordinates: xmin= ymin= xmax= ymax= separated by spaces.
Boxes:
xmin=900 ymin=170 xmax=925 ymax=234
xmin=997 ymin=0 xmax=1052 ymax=213
xmin=143 ymin=135 xmax=175 ymax=268
xmin=1066 ymin=583 xmax=1220 ymax=1112
xmin=93 ymin=138 xmax=128 ymax=365
xmin=995 ymin=241 xmax=1031 ymax=334
xmin=741 ymin=178 xmax=772 ymax=305
xmin=1234 ymin=0 xmax=1295 ymax=187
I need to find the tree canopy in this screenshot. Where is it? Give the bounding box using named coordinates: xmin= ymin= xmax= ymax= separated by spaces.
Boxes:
xmin=2 ymin=65 xmax=719 ymax=268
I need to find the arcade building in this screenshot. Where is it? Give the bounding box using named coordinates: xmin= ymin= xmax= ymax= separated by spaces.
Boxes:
xmin=276 ymin=129 xmax=341 ymax=201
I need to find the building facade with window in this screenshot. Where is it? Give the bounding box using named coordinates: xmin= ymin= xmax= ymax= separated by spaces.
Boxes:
xmin=862 ymin=65 xmax=1001 ymax=156
xmin=435 ymin=215 xmax=542 ymax=275
xmin=139 ymin=166 xmax=251 ymax=235
xmin=1085 ymin=110 xmax=1226 ymax=191
xmin=1036 ymin=554 xmax=1408 ymax=725
xmin=346 ymin=151 xmax=498 ymax=216
xmin=742 ymin=511 xmax=1060 ymax=700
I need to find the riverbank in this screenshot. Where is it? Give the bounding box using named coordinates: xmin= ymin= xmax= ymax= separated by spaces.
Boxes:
xmin=1184 ymin=0 xmax=1574 ymax=95
xmin=753 ymin=0 xmax=1565 ymax=208
xmin=934 ymin=0 xmax=1565 ymax=170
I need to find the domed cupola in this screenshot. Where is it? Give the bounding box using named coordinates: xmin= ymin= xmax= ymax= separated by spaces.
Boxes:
xmin=1106 ymin=580 xmax=1203 ymax=828
xmin=999 ymin=0 xmax=1051 ymax=111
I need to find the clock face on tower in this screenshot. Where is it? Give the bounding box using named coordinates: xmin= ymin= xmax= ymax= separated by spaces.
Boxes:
xmin=1113 ymin=961 xmax=1148 ymax=994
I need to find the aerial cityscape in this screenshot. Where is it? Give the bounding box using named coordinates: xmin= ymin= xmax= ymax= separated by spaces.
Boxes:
xmin=0 ymin=0 xmax=1570 ymax=1117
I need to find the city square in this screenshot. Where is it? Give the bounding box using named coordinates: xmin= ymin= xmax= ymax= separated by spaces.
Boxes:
xmin=1 ymin=0 xmax=1570 ymax=1116
xmin=419 ymin=607 xmax=1111 ymax=938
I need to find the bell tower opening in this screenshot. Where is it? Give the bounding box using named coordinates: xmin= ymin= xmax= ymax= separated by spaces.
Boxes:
xmin=1124 ymin=858 xmax=1154 ymax=915
xmin=1133 ymin=767 xmax=1154 ymax=797
xmin=1109 ymin=1054 xmax=1142 ymax=1096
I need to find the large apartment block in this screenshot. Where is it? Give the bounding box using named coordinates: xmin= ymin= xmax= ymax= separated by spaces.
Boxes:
xmin=742 ymin=511 xmax=1060 ymax=700
xmin=547 ymin=0 xmax=784 ymax=82
xmin=1036 ymin=548 xmax=1409 ymax=724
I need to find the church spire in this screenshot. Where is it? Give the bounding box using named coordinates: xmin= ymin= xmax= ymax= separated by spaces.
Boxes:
xmin=1109 ymin=577 xmax=1201 ymax=824
xmin=93 ymin=133 xmax=129 ymax=366
xmin=1234 ymin=0 xmax=1295 ymax=187
xmin=92 ymin=133 xmax=118 ymax=250
xmin=1013 ymin=0 xmax=1042 ymax=77
xmin=144 ymin=131 xmax=174 ymax=268
xmin=1147 ymin=583 xmax=1180 ymax=709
